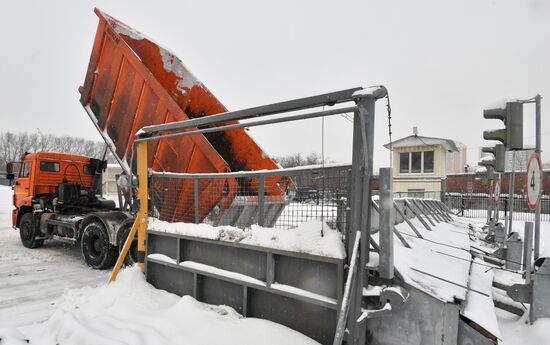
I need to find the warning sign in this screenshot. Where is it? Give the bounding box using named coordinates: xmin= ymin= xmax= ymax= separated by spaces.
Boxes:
xmin=526 ymin=153 xmax=543 ymax=210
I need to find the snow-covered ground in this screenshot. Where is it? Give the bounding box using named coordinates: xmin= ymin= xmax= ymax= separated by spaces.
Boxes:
xmin=0 ymin=186 xmax=108 ymax=328
xmin=1 ymin=268 xmax=318 ymax=345
xmin=2 ymin=182 xmax=550 ymax=344
xmin=0 ymin=185 xmax=319 ymax=344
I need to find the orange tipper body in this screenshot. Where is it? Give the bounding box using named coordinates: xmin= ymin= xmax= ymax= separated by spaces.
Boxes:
xmin=79 ymin=9 xmax=284 ymax=223
xmin=11 ymin=152 xmax=96 ymax=228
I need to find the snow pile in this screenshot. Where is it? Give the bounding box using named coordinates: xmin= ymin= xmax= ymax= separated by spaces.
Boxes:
xmin=497 ymin=310 xmax=550 ymax=345
xmin=388 ymin=216 xmax=472 ymax=302
xmin=0 ymin=185 xmax=13 ymax=228
xmin=0 ymin=267 xmax=319 ymax=345
xmin=148 ymin=218 xmax=346 ymax=259
xmin=485 ymin=97 xmax=518 ymax=110
xmin=462 ymin=258 xmax=501 ymax=338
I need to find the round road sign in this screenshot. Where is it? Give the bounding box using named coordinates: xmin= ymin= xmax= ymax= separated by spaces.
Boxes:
xmin=526 ymin=152 xmax=543 ymax=210
xmin=494 ymin=180 xmax=500 ymax=202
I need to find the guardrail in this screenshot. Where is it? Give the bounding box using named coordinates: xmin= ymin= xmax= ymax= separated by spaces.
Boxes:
xmin=445 ymin=193 xmax=550 ymax=222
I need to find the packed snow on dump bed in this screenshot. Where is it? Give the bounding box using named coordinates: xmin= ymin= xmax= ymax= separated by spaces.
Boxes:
xmin=148 ymin=218 xmax=346 ymax=259
xmin=0 ymin=267 xmax=319 ymax=345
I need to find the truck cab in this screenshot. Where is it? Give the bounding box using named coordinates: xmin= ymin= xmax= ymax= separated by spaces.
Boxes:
xmin=6 ymin=152 xmax=135 ymax=269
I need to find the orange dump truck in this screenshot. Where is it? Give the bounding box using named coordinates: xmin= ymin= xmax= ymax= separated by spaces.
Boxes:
xmin=6 ymin=9 xmax=287 ymax=270
xmin=79 ymin=9 xmax=287 ymax=224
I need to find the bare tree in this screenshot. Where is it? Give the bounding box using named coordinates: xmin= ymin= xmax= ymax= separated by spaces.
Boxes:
xmin=0 ymin=131 xmax=111 ymax=172
xmin=274 ymin=152 xmax=328 ymax=168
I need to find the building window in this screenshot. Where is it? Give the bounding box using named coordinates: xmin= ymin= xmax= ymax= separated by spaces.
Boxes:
xmin=399 ymin=153 xmax=409 ymax=173
xmin=411 ymin=152 xmax=422 ymax=173
xmin=408 ymin=189 xmax=425 ymax=198
xmin=424 ymin=151 xmax=434 ymax=173
xmin=399 ymin=151 xmax=435 ymax=174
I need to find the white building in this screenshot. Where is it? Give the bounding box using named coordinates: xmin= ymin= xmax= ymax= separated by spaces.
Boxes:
xmin=384 ymin=132 xmax=466 ymax=199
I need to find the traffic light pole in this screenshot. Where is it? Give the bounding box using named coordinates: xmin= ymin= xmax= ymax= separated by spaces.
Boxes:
xmin=534 ymin=95 xmax=541 ymax=260
xmin=507 ymin=151 xmax=516 ymax=236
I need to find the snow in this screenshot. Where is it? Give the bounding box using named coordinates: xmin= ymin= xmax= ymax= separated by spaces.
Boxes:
xmin=476 ymin=166 xmax=488 ymax=174
xmin=147 ymin=253 xmax=177 ymax=265
xmin=497 ymin=309 xmax=550 ymax=345
xmin=462 ymin=258 xmax=501 ymax=338
xmin=0 ymin=267 xmax=319 ymax=345
xmin=178 ymin=261 xmax=266 ymax=287
xmin=493 ymin=269 xmax=524 ymax=287
xmin=363 ymin=285 xmax=384 ymax=297
xmin=3 ymin=179 xmax=550 ymax=344
xmin=351 ymin=86 xmax=387 ymax=98
xmin=152 ymin=162 xmax=351 ymax=178
xmin=485 ymin=97 xmax=519 ymax=110
xmin=148 ymin=218 xmax=346 ymax=259
xmin=270 ymin=283 xmax=337 ymax=305
xmin=0 ymin=186 xmax=108 ymax=328
xmin=388 ymin=216 xmax=472 ymax=302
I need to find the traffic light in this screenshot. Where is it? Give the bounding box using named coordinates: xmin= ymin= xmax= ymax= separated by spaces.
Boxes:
xmin=481 ymin=144 xmax=505 ymax=172
xmin=475 ymin=165 xmax=495 ymax=183
xmin=483 ymin=102 xmax=523 ymax=150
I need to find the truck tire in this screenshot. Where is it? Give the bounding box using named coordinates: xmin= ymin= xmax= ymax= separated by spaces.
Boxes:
xmin=19 ymin=212 xmax=44 ymax=249
xmin=118 ymin=222 xmax=138 ymax=267
xmin=81 ymin=222 xmax=117 ymax=269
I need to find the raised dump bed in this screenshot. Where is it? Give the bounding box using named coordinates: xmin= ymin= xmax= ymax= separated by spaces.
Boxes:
xmin=79 ymin=9 xmax=286 ymax=226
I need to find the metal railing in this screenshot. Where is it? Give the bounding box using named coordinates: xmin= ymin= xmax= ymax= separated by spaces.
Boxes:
xmin=393 ymin=190 xmax=443 ymax=200
xmin=150 ymin=164 xmax=351 ymax=232
xmin=445 ymin=192 xmax=550 ymax=222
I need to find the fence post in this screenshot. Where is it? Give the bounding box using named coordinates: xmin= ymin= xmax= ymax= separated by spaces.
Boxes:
xmin=524 ymin=222 xmax=534 ymax=284
xmin=258 ymin=175 xmax=265 ymax=227
xmin=379 ymin=168 xmax=394 ymax=280
xmin=194 ymin=176 xmax=199 ymax=224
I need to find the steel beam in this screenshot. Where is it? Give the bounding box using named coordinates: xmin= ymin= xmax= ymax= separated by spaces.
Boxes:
xmin=140 ymin=88 xmax=362 ymax=134
xmin=379 ymin=168 xmax=394 ymax=280
xmin=404 ymin=199 xmax=432 ymax=231
xmin=412 ymin=199 xmax=436 ymax=227
xmin=136 ymin=106 xmax=358 ymax=143
xmin=421 ymin=199 xmax=442 ymax=223
xmin=393 ymin=201 xmax=423 ymax=239
xmin=151 ymin=163 xmax=352 ymax=179
xmin=371 ymin=201 xmax=410 ymax=248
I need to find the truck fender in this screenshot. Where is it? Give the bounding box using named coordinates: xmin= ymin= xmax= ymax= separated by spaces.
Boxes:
xmin=15 ymin=206 xmax=33 ymax=228
xmin=79 ymin=211 xmax=132 ymax=246
xmin=115 ymin=217 xmax=138 ymax=246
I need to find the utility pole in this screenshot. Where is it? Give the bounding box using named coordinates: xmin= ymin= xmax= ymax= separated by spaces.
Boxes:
xmin=534 ymin=95 xmax=541 ymax=259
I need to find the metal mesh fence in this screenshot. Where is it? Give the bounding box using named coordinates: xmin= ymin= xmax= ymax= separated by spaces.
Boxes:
xmin=445 ymin=192 xmax=550 ymax=222
xmin=392 ymin=190 xmax=443 ymax=200
xmin=150 ymin=165 xmax=351 ymax=231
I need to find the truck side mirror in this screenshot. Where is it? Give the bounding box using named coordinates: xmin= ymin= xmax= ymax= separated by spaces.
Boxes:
xmin=6 ymin=163 xmax=14 ymax=180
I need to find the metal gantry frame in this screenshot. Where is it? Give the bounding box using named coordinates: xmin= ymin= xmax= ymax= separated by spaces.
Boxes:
xmin=109 ymin=86 xmax=388 ymax=344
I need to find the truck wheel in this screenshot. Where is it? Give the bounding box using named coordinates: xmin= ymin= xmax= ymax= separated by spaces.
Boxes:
xmin=19 ymin=213 xmax=44 ymax=249
xmin=81 ymin=222 xmax=117 ymax=269
xmin=118 ymin=223 xmax=138 ymax=267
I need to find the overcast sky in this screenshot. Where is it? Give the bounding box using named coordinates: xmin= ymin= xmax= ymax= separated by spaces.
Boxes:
xmin=0 ymin=0 xmax=548 ymax=170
